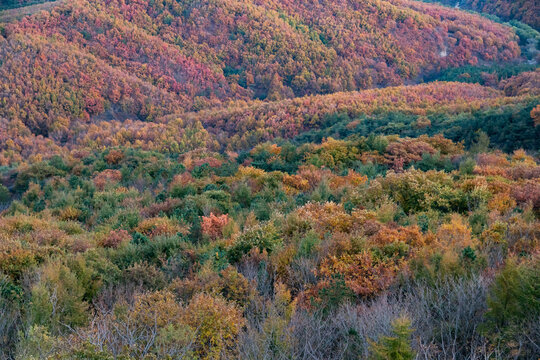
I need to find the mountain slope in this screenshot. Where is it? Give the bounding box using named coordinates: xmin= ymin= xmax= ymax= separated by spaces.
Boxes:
xmin=0 ymin=0 xmax=57 ymax=11
xmin=184 ymin=79 xmax=539 ymax=151
xmin=0 ymin=0 xmax=522 ymax=140
xmin=424 ymin=0 xmax=539 ymax=30
xmin=2 ymin=80 xmax=538 ymax=165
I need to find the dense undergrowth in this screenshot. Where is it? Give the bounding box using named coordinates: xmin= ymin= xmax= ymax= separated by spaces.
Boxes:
xmin=1 ymin=128 xmax=539 ymax=359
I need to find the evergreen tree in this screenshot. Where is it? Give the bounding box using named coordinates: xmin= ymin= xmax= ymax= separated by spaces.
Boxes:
xmin=369 ymin=316 xmax=415 ymax=360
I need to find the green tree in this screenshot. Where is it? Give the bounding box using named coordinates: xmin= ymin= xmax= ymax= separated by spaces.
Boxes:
xmin=227 ymin=223 xmax=281 ymax=263
xmin=470 ymin=130 xmax=490 ymax=153
xmin=0 ymin=184 xmax=9 ymax=203
xmin=369 ymin=316 xmax=415 ymax=360
xmin=485 ymin=260 xmax=539 ymax=328
xmin=29 ymin=262 xmax=88 ymax=334
xmin=15 ymin=325 xmax=59 ymax=360
xmin=483 ymin=258 xmax=540 ymax=356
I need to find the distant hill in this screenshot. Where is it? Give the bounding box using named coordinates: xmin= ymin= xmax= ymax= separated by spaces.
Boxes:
xmin=0 ymin=0 xmax=522 ymax=138
xmin=0 ymin=1 xmax=63 ymax=23
xmin=0 ymin=0 xmax=56 ymax=11
xmin=422 ymin=0 xmax=539 ymax=30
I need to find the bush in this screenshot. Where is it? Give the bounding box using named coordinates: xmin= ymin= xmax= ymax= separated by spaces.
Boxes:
xmin=228 ymin=223 xmax=282 ymax=263
xmin=99 ymin=229 xmax=131 ymax=249
xmin=182 ymin=293 xmax=245 ymax=360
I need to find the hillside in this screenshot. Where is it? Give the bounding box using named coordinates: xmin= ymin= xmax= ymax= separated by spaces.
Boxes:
xmin=0 ymin=1 xmax=63 ymax=22
xmin=184 ymin=79 xmax=539 ymax=151
xmin=424 ymin=0 xmax=539 ymax=30
xmin=0 ymin=0 xmax=57 ymax=11
xmin=0 ymin=1 xmax=539 ymax=360
xmin=0 ymin=0 xmax=522 ymax=139
xmin=2 ymin=79 xmax=538 ymax=165
xmin=1 ymin=104 xmax=540 ymax=359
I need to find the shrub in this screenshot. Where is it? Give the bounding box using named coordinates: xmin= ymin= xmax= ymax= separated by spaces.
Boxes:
xmin=201 ymin=213 xmax=229 ymax=240
xmin=98 ymin=229 xmax=131 ymax=249
xmin=122 ymin=262 xmax=166 ymax=291
xmin=74 ymin=290 xmax=196 ymax=358
xmin=182 ymin=293 xmax=245 ymax=360
xmin=317 ymin=251 xmax=397 ymax=298
xmin=135 ymin=217 xmax=187 ymax=238
xmin=228 ymin=223 xmax=282 ymax=263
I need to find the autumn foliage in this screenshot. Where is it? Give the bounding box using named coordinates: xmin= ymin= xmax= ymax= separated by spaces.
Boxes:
xmin=0 ymin=0 xmax=538 ymax=359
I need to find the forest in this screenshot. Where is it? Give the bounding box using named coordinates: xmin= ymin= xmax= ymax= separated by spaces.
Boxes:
xmin=422 ymin=0 xmax=539 ymax=30
xmin=0 ymin=0 xmax=539 ymax=359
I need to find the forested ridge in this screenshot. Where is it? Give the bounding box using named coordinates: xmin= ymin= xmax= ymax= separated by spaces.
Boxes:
xmin=0 ymin=0 xmax=57 ymax=11
xmin=0 ymin=0 xmax=539 ymax=359
xmin=423 ymin=0 xmax=540 ymax=30
xmin=0 ymin=0 xmax=523 ymax=134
